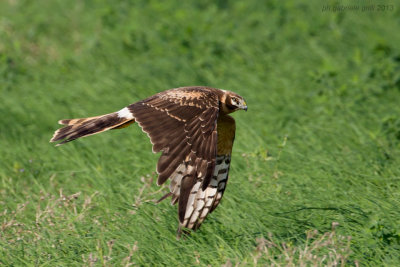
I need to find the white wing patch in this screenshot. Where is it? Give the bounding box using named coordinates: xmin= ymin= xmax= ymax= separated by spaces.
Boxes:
xmin=117 ymin=107 xmax=134 ymax=120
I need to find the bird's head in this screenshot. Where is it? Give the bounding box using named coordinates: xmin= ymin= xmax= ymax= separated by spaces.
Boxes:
xmin=220 ymin=90 xmax=247 ymax=114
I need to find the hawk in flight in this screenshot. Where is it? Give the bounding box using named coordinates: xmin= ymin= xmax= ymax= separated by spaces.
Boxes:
xmin=50 ymin=86 xmax=247 ymax=236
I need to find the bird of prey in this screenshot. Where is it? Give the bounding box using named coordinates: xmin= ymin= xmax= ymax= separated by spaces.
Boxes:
xmin=50 ymin=86 xmax=247 ymax=236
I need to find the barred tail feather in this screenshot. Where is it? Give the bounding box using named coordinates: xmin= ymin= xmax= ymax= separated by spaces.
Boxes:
xmin=50 ymin=107 xmax=135 ymax=146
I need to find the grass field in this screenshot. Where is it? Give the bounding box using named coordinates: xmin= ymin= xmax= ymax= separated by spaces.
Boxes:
xmin=1 ymin=0 xmax=400 ymax=265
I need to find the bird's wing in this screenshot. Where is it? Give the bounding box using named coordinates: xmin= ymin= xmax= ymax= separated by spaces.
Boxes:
xmin=128 ymin=87 xmax=220 ymax=224
xmin=179 ymin=116 xmax=236 ymax=231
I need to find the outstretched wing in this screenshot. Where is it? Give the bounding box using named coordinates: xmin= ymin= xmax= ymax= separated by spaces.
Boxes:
xmin=128 ymin=87 xmax=220 ymax=223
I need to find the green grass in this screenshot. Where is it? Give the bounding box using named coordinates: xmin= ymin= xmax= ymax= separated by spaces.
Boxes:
xmin=1 ymin=0 xmax=400 ymax=265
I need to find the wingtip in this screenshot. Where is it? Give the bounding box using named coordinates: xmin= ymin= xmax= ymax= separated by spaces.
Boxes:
xmin=156 ymin=192 xmax=173 ymax=203
xmin=49 ymin=130 xmax=65 ymax=146
xmin=50 ymin=129 xmax=60 ymax=143
xmin=49 ymin=137 xmax=62 ymax=146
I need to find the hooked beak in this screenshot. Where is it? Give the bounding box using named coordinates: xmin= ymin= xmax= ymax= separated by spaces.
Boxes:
xmin=241 ymin=101 xmax=248 ymax=111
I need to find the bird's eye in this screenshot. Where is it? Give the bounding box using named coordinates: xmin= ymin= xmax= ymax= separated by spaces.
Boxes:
xmin=231 ymin=98 xmax=238 ymax=105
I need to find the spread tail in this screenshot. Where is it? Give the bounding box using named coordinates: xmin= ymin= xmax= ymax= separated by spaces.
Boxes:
xmin=50 ymin=107 xmax=135 ymax=146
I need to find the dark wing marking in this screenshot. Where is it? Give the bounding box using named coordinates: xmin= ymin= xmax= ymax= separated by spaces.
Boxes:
xmin=128 ymin=87 xmax=220 ymax=223
xmin=210 ymin=155 xmax=231 ymax=213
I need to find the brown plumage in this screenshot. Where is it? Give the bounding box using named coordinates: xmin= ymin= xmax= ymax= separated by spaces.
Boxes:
xmin=50 ymin=86 xmax=247 ymax=237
